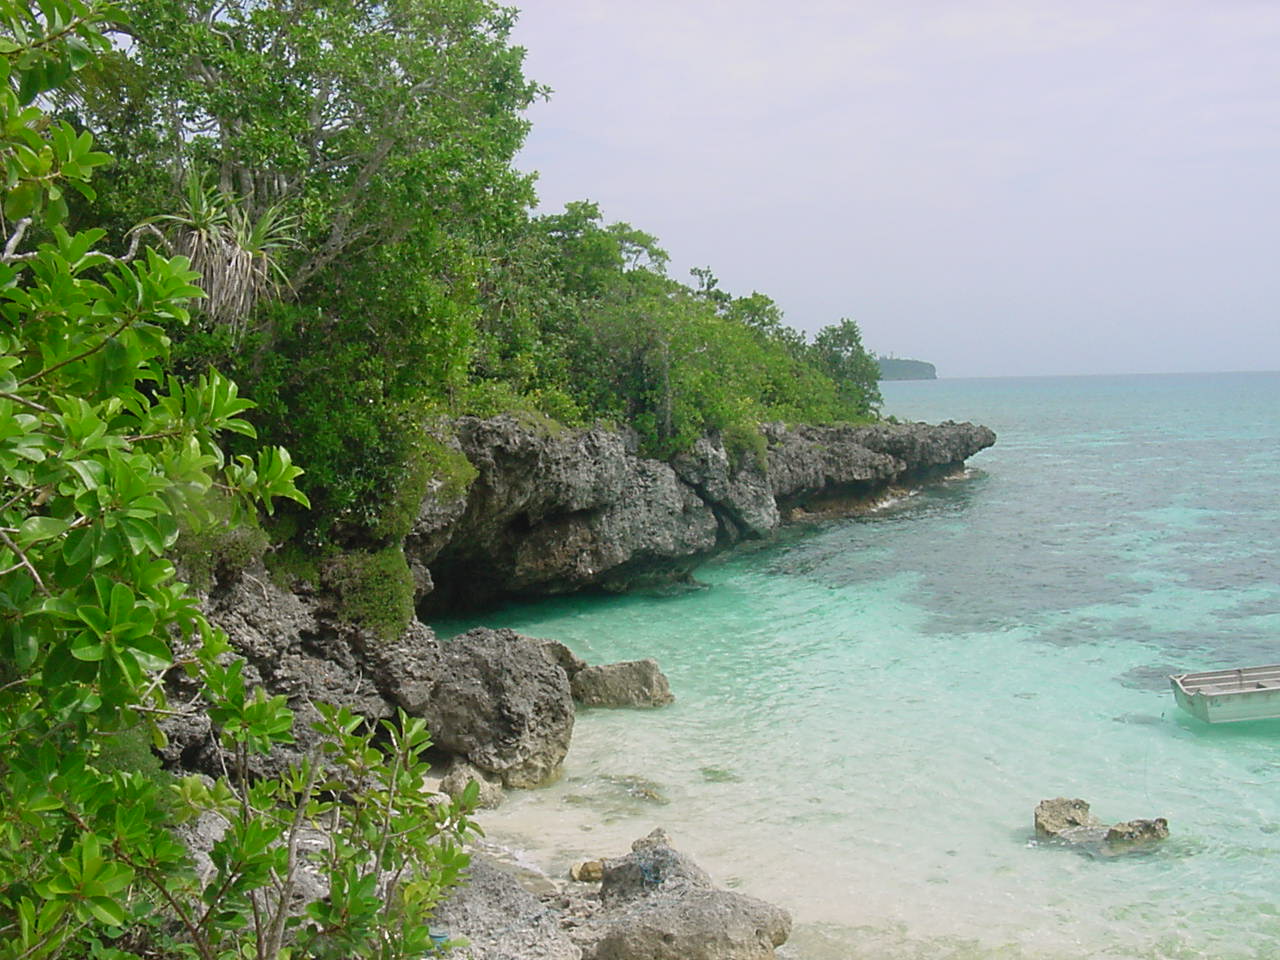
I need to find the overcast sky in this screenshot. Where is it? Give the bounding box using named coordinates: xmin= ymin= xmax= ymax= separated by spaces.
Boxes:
xmin=511 ymin=1 xmax=1280 ymax=378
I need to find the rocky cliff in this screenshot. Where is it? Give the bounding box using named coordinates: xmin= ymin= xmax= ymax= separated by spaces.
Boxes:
xmin=410 ymin=417 xmax=995 ymax=610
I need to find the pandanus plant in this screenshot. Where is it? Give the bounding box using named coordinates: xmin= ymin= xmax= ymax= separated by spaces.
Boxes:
xmin=140 ymin=173 xmax=298 ymax=344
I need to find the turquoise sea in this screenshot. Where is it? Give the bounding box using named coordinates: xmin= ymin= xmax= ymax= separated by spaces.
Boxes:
xmin=434 ymin=372 xmax=1280 ymax=960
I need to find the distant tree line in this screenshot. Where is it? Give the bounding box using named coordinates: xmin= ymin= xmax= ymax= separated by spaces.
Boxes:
xmin=877 ymin=356 xmax=937 ymax=380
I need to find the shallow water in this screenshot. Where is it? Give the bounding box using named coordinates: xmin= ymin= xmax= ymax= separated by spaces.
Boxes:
xmin=433 ymin=372 xmax=1280 ymax=959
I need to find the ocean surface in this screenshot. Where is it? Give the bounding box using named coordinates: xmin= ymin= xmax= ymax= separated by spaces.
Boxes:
xmin=433 ymin=372 xmax=1280 ymax=960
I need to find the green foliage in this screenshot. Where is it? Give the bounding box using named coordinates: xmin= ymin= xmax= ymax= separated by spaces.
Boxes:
xmin=171 ymin=489 xmax=270 ymax=591
xmin=0 ymin=13 xmax=472 ymax=959
xmin=479 ymin=203 xmax=881 ymax=461
xmin=810 ymin=318 xmax=883 ymax=418
xmin=374 ymin=433 xmax=479 ymax=543
xmin=323 ymin=546 xmax=416 ymax=643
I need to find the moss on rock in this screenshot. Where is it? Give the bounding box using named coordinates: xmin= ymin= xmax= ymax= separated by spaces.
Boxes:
xmin=323 ymin=544 xmax=416 ymax=642
xmin=374 ymin=433 xmax=479 ymax=543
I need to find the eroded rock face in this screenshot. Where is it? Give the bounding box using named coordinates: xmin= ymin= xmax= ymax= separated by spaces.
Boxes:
xmin=174 ymin=573 xmax=574 ymax=793
xmin=413 ymin=415 xmax=995 ymax=609
xmin=571 ymin=660 xmax=675 ymax=708
xmin=414 ymin=627 xmax=575 ymax=788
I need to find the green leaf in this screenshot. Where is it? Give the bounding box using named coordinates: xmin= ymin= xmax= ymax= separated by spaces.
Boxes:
xmin=18 ymin=514 xmax=71 ymax=544
xmin=83 ymin=896 xmax=126 ymax=927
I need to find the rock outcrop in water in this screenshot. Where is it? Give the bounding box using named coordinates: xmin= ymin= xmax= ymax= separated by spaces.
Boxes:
xmin=413 ymin=416 xmax=995 ymax=609
xmin=167 ymin=587 xmax=672 ymax=786
xmin=1034 ymin=798 xmax=1169 ymax=855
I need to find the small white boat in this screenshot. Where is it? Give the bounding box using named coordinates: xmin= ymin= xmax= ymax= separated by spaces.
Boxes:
xmin=1170 ymin=665 xmax=1280 ymax=723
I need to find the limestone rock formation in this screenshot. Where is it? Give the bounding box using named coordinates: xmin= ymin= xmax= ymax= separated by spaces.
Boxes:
xmin=1104 ymin=818 xmax=1170 ymax=848
xmin=413 ymin=415 xmax=996 ymax=608
xmin=573 ymin=830 xmax=792 ymax=960
xmin=171 ymin=572 xmax=575 ymax=792
xmin=571 ymin=659 xmax=675 ymax=708
xmin=1035 ymin=799 xmax=1170 ymax=853
xmin=414 ymin=627 xmax=575 ymax=788
xmin=1034 ymin=797 xmax=1101 ymax=838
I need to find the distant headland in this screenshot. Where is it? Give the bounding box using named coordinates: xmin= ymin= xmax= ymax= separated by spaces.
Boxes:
xmin=877 ymin=355 xmax=937 ymax=380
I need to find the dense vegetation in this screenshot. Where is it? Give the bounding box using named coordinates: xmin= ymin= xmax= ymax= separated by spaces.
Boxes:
xmin=58 ymin=0 xmax=883 ymax=547
xmin=0 ymin=1 xmax=883 ymax=956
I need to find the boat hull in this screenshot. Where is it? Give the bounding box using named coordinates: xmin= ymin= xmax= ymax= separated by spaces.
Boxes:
xmin=1171 ymin=665 xmax=1280 ymax=724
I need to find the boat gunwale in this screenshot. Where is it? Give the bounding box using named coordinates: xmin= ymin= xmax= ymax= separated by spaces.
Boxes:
xmin=1172 ymin=664 xmax=1280 ymax=697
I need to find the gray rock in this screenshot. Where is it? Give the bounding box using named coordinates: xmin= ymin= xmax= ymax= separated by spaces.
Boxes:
xmin=1105 ymin=818 xmax=1170 ymax=848
xmin=671 ymin=434 xmax=778 ymax=539
xmin=170 ymin=563 xmax=393 ymax=778
xmin=571 ymin=660 xmax=675 ymax=708
xmin=413 ymin=416 xmax=995 ymax=606
xmin=440 ymin=761 xmax=505 ymax=810
xmin=583 ymin=890 xmax=791 ymax=960
xmin=1034 ymin=797 xmax=1101 ymax=838
xmin=540 ymin=638 xmax=588 ymax=679
xmin=432 ymin=854 xmax=582 ymax=960
xmin=575 ymin=832 xmax=791 ymax=960
xmin=413 ymin=628 xmax=574 ymax=788
xmin=599 ymin=842 xmax=711 ymax=904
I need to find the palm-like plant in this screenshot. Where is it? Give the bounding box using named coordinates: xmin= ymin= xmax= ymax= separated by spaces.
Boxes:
xmin=142 ymin=172 xmax=298 ymax=344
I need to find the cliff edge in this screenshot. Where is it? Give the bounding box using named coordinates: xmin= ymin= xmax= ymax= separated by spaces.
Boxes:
xmin=410 ymin=417 xmax=995 ymax=610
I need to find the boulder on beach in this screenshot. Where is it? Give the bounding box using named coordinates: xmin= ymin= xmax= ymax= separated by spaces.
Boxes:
xmin=571 ymin=659 xmax=675 ymax=708
xmin=573 ymin=829 xmax=791 ymax=960
xmin=432 ymin=855 xmax=582 ymax=960
xmin=439 ymin=760 xmax=505 ymax=810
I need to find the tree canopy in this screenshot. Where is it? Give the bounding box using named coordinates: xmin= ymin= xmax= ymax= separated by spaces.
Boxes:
xmin=60 ymin=0 xmax=883 ymax=545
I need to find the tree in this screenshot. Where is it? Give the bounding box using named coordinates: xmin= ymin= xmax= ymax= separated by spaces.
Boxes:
xmin=0 ymin=6 xmax=475 ymax=957
xmin=57 ymin=0 xmax=546 ymax=542
xmin=810 ymin=318 xmax=883 ymax=418
xmin=90 ymin=0 xmax=542 ymax=293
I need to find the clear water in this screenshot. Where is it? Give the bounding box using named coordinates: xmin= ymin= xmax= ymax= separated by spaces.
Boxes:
xmin=432 ymin=372 xmax=1280 ymax=960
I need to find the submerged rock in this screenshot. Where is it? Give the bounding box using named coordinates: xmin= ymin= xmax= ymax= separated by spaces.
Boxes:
xmin=1035 ymin=799 xmax=1170 ymax=854
xmin=571 ymin=659 xmax=675 ymax=708
xmin=1105 ymin=818 xmax=1170 ymax=848
xmin=1035 ymin=797 xmax=1102 ymax=838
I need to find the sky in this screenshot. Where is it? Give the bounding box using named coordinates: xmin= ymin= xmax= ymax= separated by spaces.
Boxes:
xmin=510 ymin=1 xmax=1280 ymax=378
